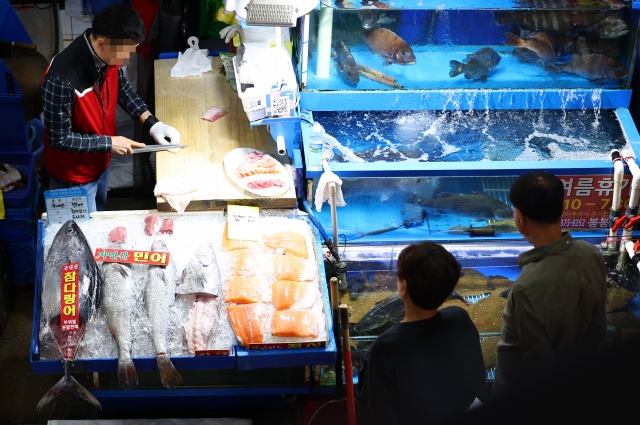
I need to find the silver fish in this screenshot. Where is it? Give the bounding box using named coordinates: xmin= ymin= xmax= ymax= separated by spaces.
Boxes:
xmin=145 ymin=240 xmax=183 ymax=389
xmin=38 ymin=220 xmax=102 ymax=411
xmin=101 ymin=261 xmax=137 ymax=390
xmin=177 ymin=242 xmax=222 ymax=297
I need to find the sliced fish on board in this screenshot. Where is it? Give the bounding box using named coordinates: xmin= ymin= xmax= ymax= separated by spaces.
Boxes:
xmin=38 ymin=220 xmax=102 ymax=410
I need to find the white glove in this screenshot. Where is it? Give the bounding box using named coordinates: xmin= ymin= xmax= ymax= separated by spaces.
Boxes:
xmin=220 ymin=24 xmax=241 ymax=44
xmin=149 ymin=121 xmax=181 ymax=153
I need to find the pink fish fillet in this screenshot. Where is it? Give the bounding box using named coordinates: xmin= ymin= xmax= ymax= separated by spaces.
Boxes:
xmin=144 ymin=215 xmax=158 ymax=236
xmin=247 ymin=179 xmax=285 ymax=190
xmin=159 ymin=219 xmax=174 ymax=235
xmin=201 ymin=106 xmax=228 ymax=123
xmin=184 ymin=295 xmax=219 ymax=353
xmin=108 ymin=226 xmax=127 ymax=244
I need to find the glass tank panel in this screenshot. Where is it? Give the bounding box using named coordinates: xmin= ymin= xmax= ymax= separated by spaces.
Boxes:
xmin=310 ymin=108 xmax=633 ymax=164
xmin=303 ymin=4 xmax=637 ymax=91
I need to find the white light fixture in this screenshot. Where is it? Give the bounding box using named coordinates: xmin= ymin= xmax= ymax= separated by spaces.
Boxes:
xmin=245 ymin=0 xmax=317 ymax=27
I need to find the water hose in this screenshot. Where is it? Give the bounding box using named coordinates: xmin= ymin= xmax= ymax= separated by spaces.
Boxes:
xmin=340 ymin=304 xmax=357 ymax=425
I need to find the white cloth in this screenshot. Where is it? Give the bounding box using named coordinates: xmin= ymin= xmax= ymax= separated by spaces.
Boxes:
xmin=314 ymin=170 xmax=346 ymax=212
xmin=154 ymin=178 xmax=197 ymax=214
xmin=219 ymin=24 xmax=241 ymax=43
xmin=170 ymin=37 xmax=212 ymax=78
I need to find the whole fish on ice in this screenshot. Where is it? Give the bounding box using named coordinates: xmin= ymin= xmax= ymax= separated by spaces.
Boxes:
xmin=145 ymin=240 xmax=183 ymax=388
xmin=38 ymin=220 xmax=102 ymax=410
xmin=363 ymin=28 xmax=416 ymax=65
xmin=177 ymin=242 xmax=222 ymax=297
xmin=449 ymin=47 xmax=501 ymax=82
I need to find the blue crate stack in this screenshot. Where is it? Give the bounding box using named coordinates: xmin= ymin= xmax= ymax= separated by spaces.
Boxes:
xmin=1 ymin=59 xmax=42 ymax=286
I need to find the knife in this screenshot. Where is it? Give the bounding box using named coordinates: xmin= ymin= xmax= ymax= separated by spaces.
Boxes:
xmin=132 ymin=144 xmax=188 ymax=153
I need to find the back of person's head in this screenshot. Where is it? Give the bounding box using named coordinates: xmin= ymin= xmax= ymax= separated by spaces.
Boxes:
xmin=397 ymin=242 xmax=461 ymax=310
xmin=509 ymin=171 xmax=564 ymax=224
xmin=92 ymin=5 xmax=145 ymax=44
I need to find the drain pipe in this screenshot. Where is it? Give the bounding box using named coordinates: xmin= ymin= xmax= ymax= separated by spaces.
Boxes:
xmin=608 ymin=150 xmax=625 ymax=251
xmin=621 ymin=150 xmax=640 ymax=243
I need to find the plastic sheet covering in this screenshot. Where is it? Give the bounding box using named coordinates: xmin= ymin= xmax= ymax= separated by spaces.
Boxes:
xmin=48 ymin=419 xmax=251 ymax=425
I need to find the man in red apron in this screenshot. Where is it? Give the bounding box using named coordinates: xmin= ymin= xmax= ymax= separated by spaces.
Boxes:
xmin=42 ymin=5 xmax=180 ymax=212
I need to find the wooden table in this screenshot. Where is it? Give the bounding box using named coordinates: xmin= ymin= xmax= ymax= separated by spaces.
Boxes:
xmin=154 ymin=58 xmax=296 ymax=211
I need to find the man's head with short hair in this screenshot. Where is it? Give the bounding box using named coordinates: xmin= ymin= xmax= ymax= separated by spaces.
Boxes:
xmin=509 ymin=171 xmax=564 ymax=224
xmin=90 ymin=5 xmax=145 ymax=67
xmin=397 ymin=242 xmax=461 ymax=311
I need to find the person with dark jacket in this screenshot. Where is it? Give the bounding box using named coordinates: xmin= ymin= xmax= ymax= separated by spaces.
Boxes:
xmin=357 ymin=242 xmax=486 ymax=425
xmin=42 ymin=5 xmax=181 ymax=212
xmin=492 ymin=171 xmax=607 ymax=400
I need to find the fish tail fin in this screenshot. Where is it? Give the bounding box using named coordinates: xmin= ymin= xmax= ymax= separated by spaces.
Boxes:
xmin=37 ymin=363 xmax=101 ymax=411
xmin=117 ymin=358 xmax=138 ymax=390
xmin=503 ymin=32 xmax=523 ymax=47
xmin=494 ymin=11 xmax=514 ymax=26
xmin=156 ymin=354 xmax=183 ymax=389
xmin=449 ymin=60 xmax=465 ymax=77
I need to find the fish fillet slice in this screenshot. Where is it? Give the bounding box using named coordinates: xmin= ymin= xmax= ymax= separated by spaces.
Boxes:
xmin=264 ymin=231 xmax=309 ymax=259
xmin=272 ymin=280 xmax=316 ymax=310
xmin=227 ymin=303 xmax=269 ymax=346
xmin=228 ymin=249 xmax=259 ymax=277
xmin=225 ymin=277 xmax=263 ymax=304
xmin=184 ymin=296 xmax=219 ymax=353
xmin=271 ymin=310 xmax=319 ymax=338
xmin=273 ymin=255 xmax=316 ymax=281
xmin=222 ymin=223 xmax=259 ymax=251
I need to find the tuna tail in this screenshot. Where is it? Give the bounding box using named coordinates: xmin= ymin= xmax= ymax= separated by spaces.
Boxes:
xmin=37 ymin=361 xmax=101 ymax=411
xmin=117 ymin=359 xmax=138 ymax=390
xmin=156 ymin=353 xmax=183 ymax=389
xmin=503 ymin=32 xmax=524 ymax=47
xmin=449 ymin=60 xmax=465 ymax=78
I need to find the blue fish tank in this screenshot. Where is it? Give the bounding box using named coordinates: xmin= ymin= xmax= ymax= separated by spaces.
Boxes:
xmin=290 ymin=1 xmax=640 ymax=383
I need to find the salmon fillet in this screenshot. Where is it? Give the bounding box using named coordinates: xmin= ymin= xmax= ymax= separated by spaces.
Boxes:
xmin=228 ymin=249 xmax=258 ymax=276
xmin=225 ymin=277 xmax=263 ymax=304
xmin=264 ymin=231 xmax=309 ymax=259
xmin=227 ymin=303 xmax=269 ymax=346
xmin=272 ymin=280 xmax=316 ymax=310
xmin=273 ymin=255 xmax=316 ymax=281
xmin=271 ymin=310 xmax=319 ymax=338
xmin=222 ymin=223 xmax=259 ymax=251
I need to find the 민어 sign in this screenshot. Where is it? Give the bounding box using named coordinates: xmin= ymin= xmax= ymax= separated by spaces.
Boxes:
xmin=60 ymin=262 xmax=80 ymax=332
xmin=94 ymin=248 xmax=171 ymax=266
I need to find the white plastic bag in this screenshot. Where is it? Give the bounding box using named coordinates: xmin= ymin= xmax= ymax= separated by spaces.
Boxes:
xmin=170 ymin=37 xmax=213 ymax=78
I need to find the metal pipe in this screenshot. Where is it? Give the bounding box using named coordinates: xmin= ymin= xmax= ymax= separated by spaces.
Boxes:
xmin=608 ymin=149 xmax=624 ymax=251
xmin=621 ymin=149 xmax=639 ymax=244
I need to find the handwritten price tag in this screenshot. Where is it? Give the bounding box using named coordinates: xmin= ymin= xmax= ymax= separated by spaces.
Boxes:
xmin=44 ymin=188 xmax=90 ymax=223
xmin=227 ymin=205 xmax=260 ymax=241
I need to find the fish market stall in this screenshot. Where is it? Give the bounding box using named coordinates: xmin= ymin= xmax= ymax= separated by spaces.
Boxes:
xmin=30 ymin=210 xmax=336 ymax=410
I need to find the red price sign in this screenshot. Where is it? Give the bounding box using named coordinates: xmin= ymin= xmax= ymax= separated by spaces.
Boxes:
xmin=558 ymin=175 xmax=632 ymax=229
xmin=94 ymin=249 xmax=170 ymax=266
xmin=60 ymin=262 xmax=80 ymax=332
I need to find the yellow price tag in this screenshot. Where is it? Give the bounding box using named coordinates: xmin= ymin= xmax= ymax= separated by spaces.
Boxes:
xmin=227 ymin=205 xmax=260 ymax=241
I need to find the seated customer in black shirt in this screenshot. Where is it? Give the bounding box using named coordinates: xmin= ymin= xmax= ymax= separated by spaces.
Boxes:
xmin=356 ymin=242 xmax=486 ymax=425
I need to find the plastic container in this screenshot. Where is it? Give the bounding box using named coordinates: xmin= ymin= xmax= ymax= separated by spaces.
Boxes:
xmin=0 ymin=151 xmax=35 ymax=208
xmin=307 ymin=123 xmax=324 ymax=172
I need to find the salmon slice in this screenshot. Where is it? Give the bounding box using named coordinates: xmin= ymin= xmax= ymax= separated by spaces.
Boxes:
xmin=228 ymin=249 xmax=258 ymax=276
xmin=271 ymin=310 xmax=319 ymax=338
xmin=227 ymin=303 xmax=269 ymax=346
xmin=273 ymin=255 xmax=316 ymax=281
xmin=225 ymin=277 xmax=263 ymax=304
xmin=263 ymin=231 xmax=309 ymax=259
xmin=222 ymin=223 xmax=259 ymax=251
xmin=272 ymin=280 xmax=316 ymax=310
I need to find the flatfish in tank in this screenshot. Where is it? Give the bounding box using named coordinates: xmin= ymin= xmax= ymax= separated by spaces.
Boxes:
xmin=449 ymin=47 xmax=501 ymax=82
xmin=606 ymin=308 xmax=640 ymax=330
xmin=468 ymin=292 xmax=508 ymax=333
xmin=363 ymin=28 xmax=416 ymax=65
xmin=487 ymin=275 xmax=515 ymax=291
xmin=503 ymin=32 xmax=556 ymax=64
xmin=456 ymin=268 xmax=492 ymax=297
xmin=333 ymin=39 xmax=360 ymax=85
xmin=407 ymin=192 xmax=513 ymax=220
xmin=605 ymin=276 xmax=636 ymax=313
xmin=347 ymin=271 xmax=371 ymax=301
xmin=544 ymin=54 xmax=628 ymax=82
xmin=480 ymin=336 xmax=501 ymax=369
xmin=371 ymin=271 xmax=397 ymax=291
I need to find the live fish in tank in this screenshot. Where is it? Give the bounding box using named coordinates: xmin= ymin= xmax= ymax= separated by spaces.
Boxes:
xmin=363 ymin=28 xmax=416 ymax=65
xmin=333 ymin=39 xmax=360 ymax=85
xmin=494 ymin=10 xmax=627 ymax=39
xmin=548 ymin=34 xmax=621 ymax=58
xmin=361 ymin=0 xmax=390 ymax=8
xmin=359 ymin=9 xmax=395 ymax=29
xmin=544 ymin=54 xmax=628 ymax=82
xmin=515 ymin=0 xmax=626 ymax=10
xmin=512 ymin=47 xmax=543 ymax=64
xmin=406 ymin=192 xmax=513 ymax=220
xmin=503 ymin=32 xmax=557 ymax=64
xmin=449 ymin=47 xmax=501 ymax=82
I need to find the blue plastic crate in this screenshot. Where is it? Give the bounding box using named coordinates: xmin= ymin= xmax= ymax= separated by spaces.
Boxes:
xmin=0 ymin=151 xmax=34 ymax=209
